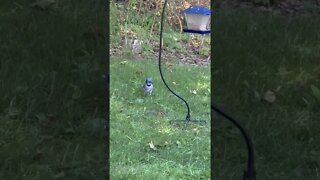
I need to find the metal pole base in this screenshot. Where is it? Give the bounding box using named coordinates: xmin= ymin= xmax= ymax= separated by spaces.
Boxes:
xmin=169 ymin=120 xmax=207 ymax=126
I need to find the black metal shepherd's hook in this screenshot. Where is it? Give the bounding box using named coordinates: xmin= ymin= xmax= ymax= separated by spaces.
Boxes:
xmin=212 ymin=103 xmax=256 ymax=180
xmin=158 ymin=0 xmax=206 ymax=125
xmin=111 ymin=0 xmax=256 ymax=178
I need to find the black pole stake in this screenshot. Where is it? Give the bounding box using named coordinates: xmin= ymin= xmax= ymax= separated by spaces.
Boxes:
xmin=212 ymin=103 xmax=256 ymax=180
xmin=159 ymin=0 xmax=207 ymax=126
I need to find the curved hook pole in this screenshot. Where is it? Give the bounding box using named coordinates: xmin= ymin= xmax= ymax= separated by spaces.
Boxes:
xmin=211 ymin=103 xmax=256 ymax=180
xmin=159 ymin=0 xmax=191 ymax=121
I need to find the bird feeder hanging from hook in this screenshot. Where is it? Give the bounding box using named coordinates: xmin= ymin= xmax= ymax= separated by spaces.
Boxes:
xmin=181 ymin=5 xmax=211 ymax=34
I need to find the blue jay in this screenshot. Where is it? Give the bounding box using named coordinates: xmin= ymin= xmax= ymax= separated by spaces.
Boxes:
xmin=143 ymin=77 xmax=153 ymax=95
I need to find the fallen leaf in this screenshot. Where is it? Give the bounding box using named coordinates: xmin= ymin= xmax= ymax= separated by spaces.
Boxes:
xmin=191 ymin=90 xmax=197 ymax=95
xmin=148 ymin=141 xmax=157 ymax=151
xmin=120 ymin=61 xmax=127 ymax=65
xmin=263 ymin=90 xmax=276 ymax=103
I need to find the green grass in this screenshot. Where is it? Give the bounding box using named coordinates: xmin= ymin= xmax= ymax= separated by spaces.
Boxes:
xmin=0 ymin=1 xmax=106 ymax=179
xmin=213 ymin=9 xmax=320 ymax=179
xmin=4 ymin=1 xmax=320 ymax=179
xmin=110 ymin=58 xmax=211 ymax=179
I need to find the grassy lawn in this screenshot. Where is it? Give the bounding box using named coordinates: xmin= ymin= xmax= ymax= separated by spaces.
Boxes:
xmin=110 ymin=58 xmax=211 ymax=179
xmin=3 ymin=0 xmax=320 ymax=179
xmin=0 ymin=1 xmax=106 ymax=179
xmin=213 ymin=9 xmax=320 ymax=179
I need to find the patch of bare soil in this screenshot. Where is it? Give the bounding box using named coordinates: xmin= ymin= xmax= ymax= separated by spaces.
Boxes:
xmin=110 ymin=34 xmax=211 ymax=67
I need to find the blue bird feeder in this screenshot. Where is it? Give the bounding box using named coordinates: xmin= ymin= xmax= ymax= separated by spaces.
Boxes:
xmin=182 ymin=6 xmax=211 ymax=34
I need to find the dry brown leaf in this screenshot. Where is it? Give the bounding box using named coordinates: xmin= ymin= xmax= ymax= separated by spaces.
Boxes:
xmin=263 ymin=90 xmax=276 ymax=103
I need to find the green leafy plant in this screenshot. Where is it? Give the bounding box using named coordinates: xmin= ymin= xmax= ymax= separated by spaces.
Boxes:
xmin=199 ymin=46 xmax=210 ymax=56
xmin=110 ymin=1 xmax=120 ymax=44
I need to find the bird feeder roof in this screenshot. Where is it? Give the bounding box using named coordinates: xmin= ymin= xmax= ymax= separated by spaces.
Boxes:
xmin=181 ymin=6 xmax=211 ymax=15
